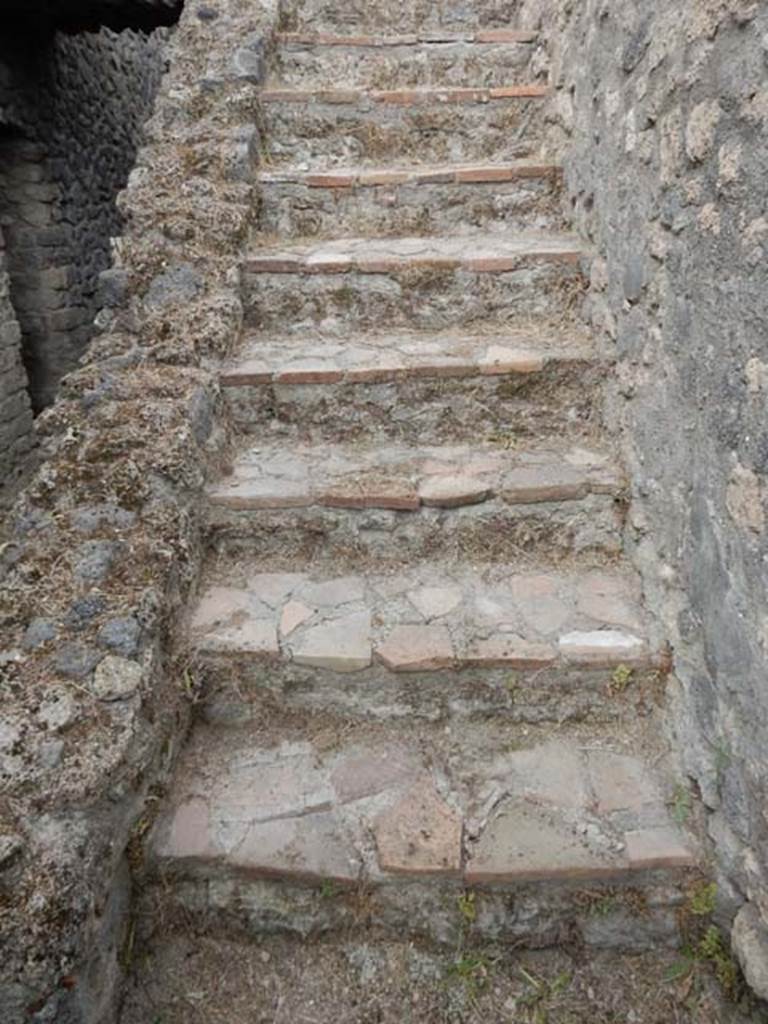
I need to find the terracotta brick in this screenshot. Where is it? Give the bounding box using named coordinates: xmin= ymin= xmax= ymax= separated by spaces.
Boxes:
xmin=372 ymin=89 xmax=420 ymax=105
xmin=409 ymin=168 xmax=456 ymax=184
xmin=247 ymin=257 xmax=303 ymax=274
xmin=379 ymin=34 xmax=419 ymax=46
xmin=466 ymin=256 xmax=522 ymax=272
xmin=376 ymin=624 xmax=455 ymax=672
xmin=306 ymin=173 xmax=357 ymax=189
xmin=320 ymin=480 xmax=420 ymax=511
xmin=374 ymin=779 xmax=462 ymax=876
xmin=456 ymin=166 xmax=514 ymax=183
xmin=358 ymin=170 xmax=411 ymax=186
xmin=475 ymin=29 xmax=538 ymax=43
xmin=558 ymin=630 xmax=648 ymax=666
xmin=441 ymin=88 xmax=488 ymax=103
xmin=274 ymin=366 xmax=345 ymax=384
xmin=316 ymin=89 xmax=360 ymax=105
xmin=489 ymin=85 xmax=549 ymax=98
xmin=463 ymin=635 xmax=556 ymax=669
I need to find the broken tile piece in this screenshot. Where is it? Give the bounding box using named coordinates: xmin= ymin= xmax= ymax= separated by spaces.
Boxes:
xmin=291 ymin=611 xmax=372 ymax=672
xmin=376 ymin=624 xmax=454 ymax=671
xmin=374 ymin=779 xmax=462 ymax=876
xmin=559 ymin=630 xmax=647 ymax=665
xmin=465 ymin=802 xmax=623 ymax=884
xmin=463 ymin=634 xmax=556 ymax=668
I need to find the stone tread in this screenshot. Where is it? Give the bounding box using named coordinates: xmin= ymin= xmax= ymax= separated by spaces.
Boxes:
xmin=151 ymin=726 xmax=696 ymax=885
xmin=208 ymin=439 xmax=624 ymax=512
xmin=222 ymin=325 xmax=596 ymax=388
xmin=259 ymin=160 xmax=561 ymax=188
xmin=244 ymin=231 xmax=582 ymax=274
xmin=277 ymin=29 xmax=539 ymax=46
xmin=260 ymin=84 xmax=550 ymax=104
xmin=189 ymin=564 xmax=664 ymax=672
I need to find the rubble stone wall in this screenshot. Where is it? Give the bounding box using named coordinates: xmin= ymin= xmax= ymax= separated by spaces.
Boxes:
xmin=0 ymin=226 xmax=34 ymax=491
xmin=0 ymin=24 xmax=166 ymax=429
xmin=0 ymin=2 xmax=277 ymax=1021
xmin=520 ymin=0 xmax=768 ymax=997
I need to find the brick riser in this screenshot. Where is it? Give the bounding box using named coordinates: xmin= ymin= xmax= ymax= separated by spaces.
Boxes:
xmin=141 ymin=873 xmax=686 ymax=952
xmin=205 ymin=493 xmax=624 ymax=569
xmin=243 ymin=261 xmax=581 ymax=333
xmin=258 ymin=168 xmax=565 ymax=238
xmin=262 ymin=93 xmax=547 ymax=167
xmin=197 ymin=658 xmax=662 ymax=726
xmin=223 ymin=358 xmax=602 ymax=444
xmin=273 ymin=36 xmax=537 ymax=89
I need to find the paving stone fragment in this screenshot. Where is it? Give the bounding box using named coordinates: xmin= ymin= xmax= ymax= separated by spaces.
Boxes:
xmin=624 ymin=828 xmax=695 ymax=870
xmin=374 ymin=779 xmax=462 ymax=876
xmin=502 ymin=464 xmax=588 ymax=504
xmin=291 ymin=611 xmax=372 ymax=672
xmin=559 ymin=630 xmax=647 ymax=665
xmin=407 ymin=585 xmax=463 ymax=620
xmin=376 ymin=624 xmax=454 ymax=671
xmin=418 ymin=474 xmax=492 ymax=508
xmin=463 ymin=634 xmax=556 ymax=668
xmin=163 ymin=797 xmax=215 ymax=859
xmin=331 ymin=748 xmax=420 ymax=803
xmin=232 ymin=813 xmax=362 ymax=883
xmin=465 ymin=802 xmax=623 ymax=884
xmin=587 ymin=751 xmax=664 ymax=814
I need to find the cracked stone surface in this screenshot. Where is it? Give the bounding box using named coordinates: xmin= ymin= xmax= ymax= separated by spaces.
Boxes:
xmin=151 ymin=728 xmax=695 ymax=888
xmin=222 ymin=325 xmax=594 ymax=387
xmin=190 ymin=565 xmax=659 ymax=672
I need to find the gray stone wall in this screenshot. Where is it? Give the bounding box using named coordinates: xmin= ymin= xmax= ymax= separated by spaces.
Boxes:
xmin=0 ymin=25 xmax=166 ymax=417
xmin=0 ymin=226 xmax=34 ymax=490
xmin=521 ymin=0 xmax=768 ymax=999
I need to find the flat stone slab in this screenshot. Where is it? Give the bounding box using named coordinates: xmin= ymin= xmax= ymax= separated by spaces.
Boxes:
xmin=151 ymin=730 xmax=696 ymax=888
xmin=221 ymin=325 xmax=595 ymax=389
xmin=244 ymin=231 xmax=580 ymax=275
xmin=207 ymin=439 xmax=622 ymax=514
xmin=189 ymin=564 xmax=662 ymax=672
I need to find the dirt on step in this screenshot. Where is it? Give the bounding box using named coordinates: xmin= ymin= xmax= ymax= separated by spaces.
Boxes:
xmin=120 ymin=932 xmax=753 ymax=1024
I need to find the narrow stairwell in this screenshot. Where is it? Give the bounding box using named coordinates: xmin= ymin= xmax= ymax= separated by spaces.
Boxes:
xmin=123 ymin=3 xmax=710 ymax=1019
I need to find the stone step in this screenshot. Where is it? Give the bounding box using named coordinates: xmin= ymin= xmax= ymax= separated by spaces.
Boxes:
xmin=258 ymin=162 xmax=564 ymax=238
xmin=272 ymin=31 xmax=539 ymax=89
xmin=260 ymin=85 xmax=548 ymax=167
xmin=206 ymin=439 xmax=625 ymax=566
xmin=188 ymin=563 xmax=668 ymax=724
xmin=278 ymin=1 xmax=543 ymax=35
xmin=146 ymin=718 xmax=696 ymax=949
xmin=222 ymin=326 xmax=603 ymax=443
xmin=242 ymin=233 xmax=584 ymax=333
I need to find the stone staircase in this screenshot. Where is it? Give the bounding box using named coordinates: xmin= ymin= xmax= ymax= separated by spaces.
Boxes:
xmin=135 ymin=0 xmax=701 ymax=987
